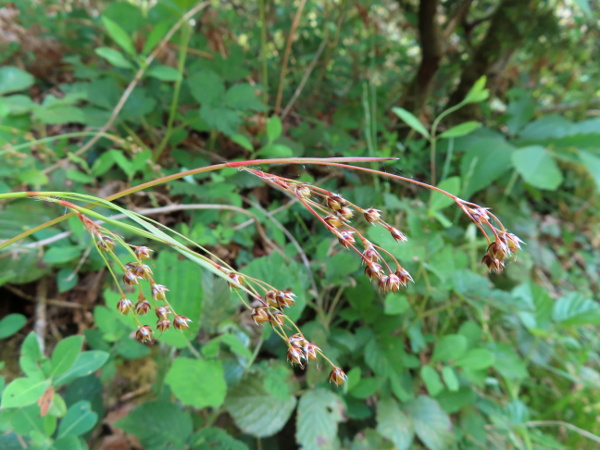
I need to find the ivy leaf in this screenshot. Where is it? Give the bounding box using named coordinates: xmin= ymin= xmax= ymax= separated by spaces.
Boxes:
xmin=406 ymin=395 xmax=453 ymax=450
xmin=165 ymin=358 xmax=226 ymax=409
xmin=296 ymin=388 xmax=345 ymax=450
xmin=225 ymin=371 xmax=296 ymax=438
xmin=376 ymin=398 xmax=414 ymax=450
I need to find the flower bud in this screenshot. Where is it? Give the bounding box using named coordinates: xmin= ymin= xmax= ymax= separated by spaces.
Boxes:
xmin=389 ymin=227 xmax=407 ymax=242
xmin=338 ymin=206 xmax=354 ymax=220
xmin=135 ymin=300 xmax=151 ymax=315
xmin=251 ymin=307 xmax=270 ymax=325
xmin=329 ymin=367 xmax=347 ymax=386
xmin=123 ymin=270 xmax=139 ymax=286
xmin=324 ymin=215 xmax=343 ymax=228
xmin=135 ymin=326 xmax=154 ymax=344
xmin=363 ymin=208 xmax=381 ymax=224
xmin=173 ymin=315 xmax=192 ymax=330
xmin=151 ymin=284 xmax=168 ymax=301
xmin=157 ymin=319 xmax=171 ymax=332
xmin=117 ymin=298 xmax=133 ymax=315
xmin=327 ymin=194 xmax=345 ymax=211
xmin=338 ymin=231 xmax=355 ymax=248
xmin=135 ymin=246 xmax=153 ymax=260
xmin=287 ymin=347 xmax=304 ymax=366
xmin=97 ymin=235 xmax=115 ymax=252
xmin=155 ymin=306 xmax=170 ymax=319
xmin=294 ymin=184 xmax=311 ymax=198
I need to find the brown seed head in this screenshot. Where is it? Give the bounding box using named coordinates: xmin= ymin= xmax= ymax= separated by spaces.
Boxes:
xmin=133 ymin=263 xmax=153 ymax=279
xmin=305 ymin=343 xmax=319 ymax=361
xmin=338 ymin=231 xmax=355 ymax=248
xmin=378 ymin=275 xmax=390 ymax=292
xmin=329 ymin=367 xmax=347 ymax=386
xmin=173 ymin=315 xmax=192 ymax=330
xmin=117 ymin=298 xmax=133 ymax=315
xmin=289 ymin=333 xmax=308 ymax=349
xmin=269 ymin=310 xmax=286 ymax=327
xmin=389 ymin=227 xmax=407 ymax=242
xmin=503 ymin=232 xmax=524 ymax=255
xmin=364 ymin=261 xmax=384 ymax=280
xmin=97 ymin=235 xmax=115 ymax=252
xmin=363 ymin=208 xmax=381 ymax=224
xmin=135 ymin=326 xmax=154 ymax=344
xmin=156 ymin=319 xmax=171 ymax=332
xmin=135 ymin=300 xmax=151 ymax=315
xmin=327 ymin=194 xmax=345 ymax=211
xmin=277 ymin=291 xmax=296 ymax=308
xmin=362 ymin=245 xmax=379 ymax=262
xmin=294 ymin=184 xmax=311 ymax=198
xmin=395 ymin=267 xmax=413 ymax=286
xmin=338 ymin=206 xmax=354 ymax=220
xmin=135 ymin=246 xmax=153 ymax=260
xmin=468 ymin=207 xmax=490 ymax=223
xmin=287 ymin=347 xmax=305 ymax=366
xmin=155 ymin=306 xmax=170 ymax=319
xmin=482 ymin=254 xmax=504 ymax=273
xmin=487 ymin=240 xmax=509 ymax=261
xmin=123 ymin=270 xmax=139 ymax=286
xmin=265 ymin=290 xmax=278 ymax=308
xmin=251 ymin=307 xmax=270 ymax=325
xmin=387 ymin=273 xmax=401 ymax=293
xmin=151 ymin=284 xmax=168 ymax=301
xmin=324 ymin=215 xmax=343 ymax=228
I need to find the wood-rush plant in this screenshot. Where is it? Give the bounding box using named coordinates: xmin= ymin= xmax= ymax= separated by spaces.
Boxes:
xmin=0 ymin=157 xmax=523 ymax=386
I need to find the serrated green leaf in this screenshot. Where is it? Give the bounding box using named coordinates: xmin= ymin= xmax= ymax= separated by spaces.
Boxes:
xmin=225 ymin=84 xmax=266 ymax=111
xmin=51 ymin=336 xmax=84 ymax=378
xmin=0 ymin=314 xmax=26 ymax=339
xmin=165 ymin=358 xmax=226 ymax=409
xmin=1 ymin=376 xmax=50 ymax=408
xmin=421 ymin=366 xmax=444 ymax=396
xmin=439 ymin=121 xmax=481 ymax=139
xmin=53 ymin=351 xmax=109 ymax=386
xmin=0 ymin=66 xmax=34 ymax=95
xmin=511 ymin=146 xmax=563 ymax=190
xmin=552 ymin=293 xmax=600 ymax=325
xmin=116 ymin=400 xmax=192 ymax=450
xmin=453 ymin=348 xmax=495 ymax=370
xmin=101 ymin=16 xmax=136 ymax=56
xmin=376 ymin=398 xmax=414 ymax=450
xmin=406 ymin=395 xmax=453 ymax=450
xmin=190 ymin=427 xmax=249 ymax=450
xmin=95 ymin=47 xmax=134 ymax=69
xmin=296 ymin=389 xmax=344 ymax=450
xmin=57 ymin=401 xmax=98 ymax=438
xmin=384 ymin=294 xmax=409 ymax=315
xmin=146 ymin=65 xmax=182 ymax=81
xmin=392 ymin=107 xmax=430 ymax=138
xmin=225 ymin=372 xmax=296 ymax=438
xmin=432 ymin=335 xmax=467 ymax=362
xmin=189 ymin=70 xmax=225 ymax=105
xmin=441 ymin=366 xmax=459 ymax=391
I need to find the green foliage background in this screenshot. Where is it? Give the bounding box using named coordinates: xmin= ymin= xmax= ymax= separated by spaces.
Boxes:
xmin=1 ymin=0 xmax=599 ymax=448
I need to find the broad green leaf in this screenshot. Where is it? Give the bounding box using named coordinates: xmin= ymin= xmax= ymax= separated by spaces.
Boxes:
xmin=511 ymin=146 xmax=563 ymax=190
xmin=0 ymin=66 xmax=34 ymax=95
xmin=116 ymin=400 xmax=193 ymax=450
xmin=57 ymin=401 xmax=98 ymax=438
xmin=19 ymin=332 xmax=48 ymax=378
xmin=441 ymin=366 xmax=459 ymax=392
xmin=429 ymin=177 xmax=460 ymax=212
xmin=266 ymin=116 xmax=283 ymax=143
xmin=50 ymin=436 xmax=86 ymax=450
xmin=552 ymin=293 xmax=600 ymax=325
xmin=490 ymin=343 xmax=528 ymax=380
xmin=146 ymin=65 xmax=182 ymax=81
xmin=392 ymin=107 xmax=430 ymax=138
xmin=256 ymin=144 xmax=294 ymax=158
xmin=462 ymin=76 xmax=489 ymax=105
xmin=231 ymin=134 xmax=253 ymax=151
xmin=18 ymin=169 xmax=49 ymax=186
xmin=225 ymin=84 xmax=266 ymax=111
xmin=1 ymin=376 xmax=50 ymax=408
xmin=95 ymin=47 xmax=134 ymax=69
xmin=432 ymin=335 xmax=467 ymax=362
xmin=225 ymin=372 xmax=296 ymax=437
xmin=0 ymin=314 xmax=26 ymax=339
xmin=349 ymin=377 xmax=380 ymax=399
xmin=296 ymin=389 xmax=344 ymax=450
xmin=578 ymin=150 xmax=600 ymax=191
xmin=406 ymin=395 xmax=453 ymax=450
xmin=11 ymin=403 xmax=55 ymax=438
xmin=142 ymin=21 xmax=171 ymax=54
xmin=454 ymin=348 xmax=495 ymax=370
xmin=376 ymin=398 xmax=414 ymax=450
xmin=421 ymin=366 xmax=444 ymax=396
xmin=438 ymin=121 xmax=481 ymax=139
xmin=188 ymin=70 xmax=225 ymax=105
xmin=42 ymin=246 xmax=81 ymax=264
xmin=51 ymin=336 xmax=84 ymax=378
xmin=190 ymin=427 xmax=249 ymax=450
xmin=33 ymin=105 xmax=85 ymax=125
xmin=53 ymin=351 xmax=109 ymax=386
xmin=384 ymin=294 xmax=409 ymax=315
xmin=165 ymin=358 xmax=226 ymax=409
xmin=101 ymin=16 xmax=136 ymax=56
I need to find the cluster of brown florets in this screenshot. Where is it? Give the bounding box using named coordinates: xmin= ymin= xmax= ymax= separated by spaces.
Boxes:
xmin=78 ymin=214 xmax=191 ymax=345
xmin=246 ymin=170 xmax=414 ymax=294
xmin=458 ymin=204 xmax=524 ymax=272
xmin=223 ymin=268 xmax=347 ymax=385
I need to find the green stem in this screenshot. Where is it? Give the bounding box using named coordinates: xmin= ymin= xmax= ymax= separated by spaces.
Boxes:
xmin=259 ymin=0 xmax=268 ymax=104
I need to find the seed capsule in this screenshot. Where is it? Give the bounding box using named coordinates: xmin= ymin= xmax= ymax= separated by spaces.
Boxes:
xmin=329 ymin=367 xmax=347 ymax=386
xmin=364 ymin=262 xmax=383 ymax=280
xmin=155 ymin=306 xmax=170 ymax=319
xmin=277 ymin=291 xmax=296 ymax=308
xmin=294 ymin=184 xmax=311 ymax=198
xmin=135 ymin=326 xmax=154 ymax=344
xmin=151 ymin=284 xmax=168 ymax=301
xmin=156 ymin=319 xmax=171 ymax=332
xmin=389 ymin=227 xmax=407 ymax=242
xmin=123 ymin=271 xmax=139 ymax=286
xmin=338 ymin=206 xmax=354 ymax=220
xmin=228 ymin=273 xmax=244 ymax=289
xmin=135 ymin=246 xmax=153 ymax=260
xmin=305 ymin=343 xmax=319 ymax=362
xmin=173 ymin=315 xmax=192 ymax=330
xmin=117 ymin=298 xmax=133 ymax=315
xmin=251 ymin=307 xmax=270 ymax=325
xmin=363 ymin=208 xmax=381 ymax=224
xmin=135 ymin=300 xmax=151 ymax=315
xmin=395 ymin=267 xmax=413 ymax=286
xmin=324 ymin=215 xmax=343 ymax=228
xmin=97 ymin=235 xmax=115 ymax=252
xmin=287 ymin=347 xmax=304 ymax=366
xmin=327 ymin=194 xmax=345 ymax=211
xmin=269 ymin=311 xmax=286 ymax=327
xmin=289 ymin=333 xmax=308 ymax=349
xmin=338 ymin=231 xmax=355 ymax=248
